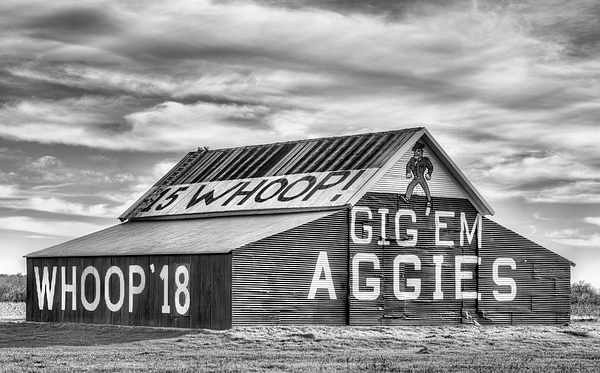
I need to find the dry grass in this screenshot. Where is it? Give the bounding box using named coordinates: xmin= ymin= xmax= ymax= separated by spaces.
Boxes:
xmin=0 ymin=302 xmax=25 ymax=322
xmin=1 ymin=321 xmax=600 ymax=372
xmin=572 ymin=303 xmax=600 ymax=322
xmin=2 ymin=303 xmax=600 ymax=372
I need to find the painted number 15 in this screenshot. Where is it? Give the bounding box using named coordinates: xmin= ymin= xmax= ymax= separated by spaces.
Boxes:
xmin=159 ymin=265 xmax=190 ymax=315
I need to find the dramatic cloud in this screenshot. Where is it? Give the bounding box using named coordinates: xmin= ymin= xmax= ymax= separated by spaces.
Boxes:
xmin=466 ymin=150 xmax=600 ymax=203
xmin=0 ymin=153 xmax=162 ymax=224
xmin=0 ymin=216 xmax=104 ymax=239
xmin=585 ymin=217 xmax=600 ymax=228
xmin=0 ymin=184 xmax=18 ymax=199
xmin=0 ymin=154 xmax=135 ymax=187
xmin=2 ymin=0 xmax=598 ymax=157
xmin=547 ymin=228 xmax=600 ymax=248
xmin=0 ymin=197 xmax=121 ymax=218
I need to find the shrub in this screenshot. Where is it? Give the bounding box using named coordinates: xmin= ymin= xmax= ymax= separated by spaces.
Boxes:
xmin=0 ymin=273 xmax=26 ymax=302
xmin=571 ymin=280 xmax=600 ymax=305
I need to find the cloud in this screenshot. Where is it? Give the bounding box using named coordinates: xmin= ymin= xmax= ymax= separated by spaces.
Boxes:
xmin=0 ymin=153 xmax=144 ymax=220
xmin=0 ymin=147 xmax=23 ymax=161
xmin=152 ymin=160 xmax=178 ymax=180
xmin=0 ymin=216 xmax=106 ymax=238
xmin=0 ymin=184 xmax=18 ymax=198
xmin=25 ymin=6 xmax=122 ymax=39
xmin=533 ymin=213 xmax=554 ymax=221
xmin=0 ymin=96 xmax=134 ymax=141
xmin=458 ymin=148 xmax=600 ymax=204
xmin=122 ymin=101 xmax=277 ymax=149
xmin=0 ymin=154 xmax=135 ymax=188
xmin=0 ymin=197 xmax=122 ymax=218
xmin=1 ymin=95 xmax=319 ymax=151
xmin=524 ymin=181 xmax=600 ymax=204
xmin=31 ymin=155 xmax=63 ymax=169
xmin=88 ymin=155 xmax=112 ymax=163
xmin=0 ymin=0 xmax=599 ymax=207
xmin=585 ymin=217 xmax=600 ymax=228
xmin=546 ymin=228 xmax=600 ymax=247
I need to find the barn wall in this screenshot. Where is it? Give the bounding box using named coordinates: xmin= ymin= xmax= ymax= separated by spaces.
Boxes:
xmin=349 ymin=192 xmax=479 ymax=325
xmin=27 ymin=254 xmax=232 ymax=329
xmin=348 ymin=192 xmax=571 ymax=325
xmin=479 ymin=218 xmax=571 ymax=325
xmin=231 ymin=210 xmax=348 ymax=325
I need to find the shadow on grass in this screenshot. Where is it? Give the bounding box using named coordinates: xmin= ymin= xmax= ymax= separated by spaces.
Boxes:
xmin=0 ymin=321 xmax=197 ymax=348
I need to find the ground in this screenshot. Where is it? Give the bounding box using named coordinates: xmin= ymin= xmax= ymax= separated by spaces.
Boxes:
xmin=1 ymin=303 xmax=600 ymax=372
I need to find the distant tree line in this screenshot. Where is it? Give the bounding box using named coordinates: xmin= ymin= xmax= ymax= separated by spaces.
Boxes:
xmin=571 ymin=280 xmax=600 ymax=305
xmin=0 ymin=274 xmax=26 ymax=302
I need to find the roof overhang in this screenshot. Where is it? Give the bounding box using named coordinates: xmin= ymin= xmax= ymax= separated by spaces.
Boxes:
xmin=26 ymin=210 xmax=340 ymax=258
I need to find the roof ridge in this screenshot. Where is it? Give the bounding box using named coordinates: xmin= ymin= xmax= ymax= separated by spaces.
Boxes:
xmin=198 ymin=127 xmax=424 ymax=153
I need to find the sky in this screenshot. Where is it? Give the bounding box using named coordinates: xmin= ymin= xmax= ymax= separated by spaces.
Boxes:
xmin=1 ymin=0 xmax=599 ymax=287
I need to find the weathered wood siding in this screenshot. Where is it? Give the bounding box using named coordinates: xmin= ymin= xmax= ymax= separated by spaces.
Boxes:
xmin=231 ymin=210 xmax=348 ymax=325
xmin=27 ymin=254 xmax=232 ymax=329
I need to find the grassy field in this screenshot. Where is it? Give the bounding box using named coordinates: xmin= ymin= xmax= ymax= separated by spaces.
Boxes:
xmin=1 ymin=321 xmax=600 ymax=372
xmin=572 ymin=303 xmax=600 ymax=321
xmin=2 ymin=302 xmax=600 ymax=372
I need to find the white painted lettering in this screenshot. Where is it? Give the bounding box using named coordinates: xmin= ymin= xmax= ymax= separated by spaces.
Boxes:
xmin=460 ymin=213 xmax=482 ymax=248
xmin=435 ymin=211 xmax=455 ymax=246
xmin=61 ymin=266 xmax=77 ymax=311
xmin=433 ymin=255 xmax=444 ymax=300
xmin=308 ymin=252 xmax=337 ymax=299
xmin=105 ymin=266 xmax=125 ymax=312
xmin=351 ymin=206 xmax=372 ymax=244
xmin=352 ymin=253 xmax=380 ymax=300
xmin=81 ymin=266 xmax=101 ymax=311
xmin=377 ymin=208 xmax=390 ymax=246
xmin=393 ymin=255 xmax=421 ymax=300
xmin=174 ymin=266 xmax=191 ymax=314
xmin=34 ymin=266 xmax=57 ymax=311
xmin=395 ymin=209 xmax=417 ymax=247
xmin=493 ymin=258 xmax=517 ymax=301
xmin=128 ymin=265 xmax=146 ymax=313
xmin=159 ymin=265 xmax=170 ymax=314
xmin=455 ymin=256 xmax=478 ymax=299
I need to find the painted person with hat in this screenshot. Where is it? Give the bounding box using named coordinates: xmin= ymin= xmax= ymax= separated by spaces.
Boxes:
xmin=400 ymin=142 xmax=433 ymax=209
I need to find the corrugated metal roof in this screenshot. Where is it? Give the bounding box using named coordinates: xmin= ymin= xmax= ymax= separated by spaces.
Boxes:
xmin=119 ymin=128 xmax=424 ymax=221
xmin=119 ymin=127 xmax=494 ymax=221
xmin=170 ymin=128 xmax=423 ymax=184
xmin=26 ymin=210 xmax=338 ymax=258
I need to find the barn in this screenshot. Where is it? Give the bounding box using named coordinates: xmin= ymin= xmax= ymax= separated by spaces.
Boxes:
xmin=26 ymin=127 xmax=572 ymax=329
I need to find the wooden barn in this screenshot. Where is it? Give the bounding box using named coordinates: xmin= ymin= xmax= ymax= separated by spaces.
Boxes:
xmin=26 ymin=127 xmax=572 ymax=329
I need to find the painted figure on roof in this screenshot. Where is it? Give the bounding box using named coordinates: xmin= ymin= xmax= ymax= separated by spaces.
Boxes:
xmin=400 ymin=142 xmax=433 ymax=210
